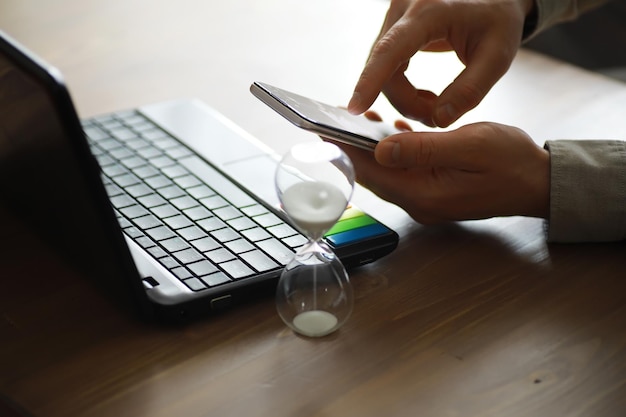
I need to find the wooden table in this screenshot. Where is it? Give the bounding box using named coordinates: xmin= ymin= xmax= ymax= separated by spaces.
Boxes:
xmin=2 ymin=1 xmax=626 ymax=416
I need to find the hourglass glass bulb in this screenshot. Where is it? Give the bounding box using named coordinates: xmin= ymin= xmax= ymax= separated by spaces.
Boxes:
xmin=281 ymin=181 xmax=348 ymax=241
xmin=275 ymin=141 xmax=355 ymax=337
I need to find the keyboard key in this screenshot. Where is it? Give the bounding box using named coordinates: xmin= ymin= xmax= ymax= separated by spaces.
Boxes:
xmin=225 ymin=239 xmax=254 ymax=254
xmin=135 ymin=236 xmax=156 ymax=249
xmin=228 ymin=217 xmax=256 ymax=231
xmin=119 ymin=205 xmax=150 ymax=219
xmin=187 ymin=185 xmax=214 ymax=199
xmin=206 ymin=248 xmax=235 ymax=264
xmin=134 ymin=214 xmax=163 ymax=230
xmin=197 ymin=217 xmax=226 ymax=232
xmin=123 ymin=226 xmax=144 ymax=239
xmin=115 ymin=211 xmax=134 ymax=229
xmin=220 ymin=259 xmax=254 ymax=279
xmin=172 ymin=267 xmax=193 ymax=280
xmin=113 ymin=173 xmax=141 ymax=187
xmin=190 ymin=236 xmax=220 ymax=252
xmin=102 ymin=164 xmax=128 ymax=177
xmin=165 ymin=146 xmax=193 ymax=159
xmin=160 ymin=237 xmax=191 ymax=253
xmin=201 ymin=272 xmax=230 ymax=287
xmin=95 ymin=154 xmax=115 ymax=166
xmin=188 ymin=260 xmax=219 ymax=277
xmin=157 ymin=184 xmax=186 ymax=199
xmin=161 ymin=165 xmax=189 ymax=178
xmin=125 ymin=138 xmax=151 ymax=151
xmin=256 ymin=238 xmax=294 ymax=265
xmin=110 ymin=127 xmax=137 ymax=141
xmin=254 ymin=212 xmax=283 ymax=227
xmin=98 ymin=137 xmax=123 ymax=150
xmin=173 ymin=175 xmax=202 ymax=189
xmin=151 ymin=155 xmax=175 ymax=168
xmin=142 ymin=129 xmax=169 ymax=141
xmin=241 ymin=204 xmax=268 ymax=217
xmin=99 ymin=119 xmax=123 ymax=130
xmin=150 ymin=204 xmax=180 ymax=219
xmin=240 ymin=250 xmax=280 ymax=272
xmin=104 ymin=182 xmax=123 ymax=197
xmin=120 ymin=156 xmax=146 ymax=169
xmin=136 ymin=146 xmax=162 ymax=159
xmin=183 ymin=278 xmax=206 ymax=291
xmin=211 ymin=227 xmax=240 ymax=243
xmin=137 ymin=194 xmax=167 ymax=208
xmin=177 ymin=225 xmax=207 ymax=241
xmin=83 ymin=126 xmax=109 ymax=141
xmin=283 ymin=234 xmax=308 ymax=248
xmin=213 ymin=206 xmax=242 ymax=221
xmin=170 ymin=196 xmax=198 ymax=210
xmin=147 ymin=246 xmax=168 ymax=258
xmin=153 ymin=137 xmax=179 ymax=150
xmin=200 ymin=195 xmax=228 ymax=210
xmin=146 ymin=175 xmax=174 ymax=189
xmin=145 ymin=225 xmax=176 ymax=241
xmin=172 ymin=248 xmax=204 ymax=265
xmin=133 ymin=165 xmax=160 ymax=179
xmin=267 ymin=223 xmax=298 ymax=239
xmin=163 ymin=214 xmax=193 ymax=230
xmin=110 ymin=194 xmax=135 ymax=209
xmin=241 ymin=227 xmax=271 ymax=242
xmin=159 ymin=256 xmax=181 ymax=270
xmin=183 ymin=206 xmax=212 ymax=221
xmin=126 ymin=183 xmax=153 ymax=198
xmin=109 ymin=147 xmax=134 ymax=160
xmin=122 ymin=114 xmax=148 ymax=127
xmin=132 ymin=121 xmax=155 ymax=133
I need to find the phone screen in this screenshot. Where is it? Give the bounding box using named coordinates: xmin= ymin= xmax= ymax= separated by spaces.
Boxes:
xmin=251 ymin=82 xmax=402 ymax=150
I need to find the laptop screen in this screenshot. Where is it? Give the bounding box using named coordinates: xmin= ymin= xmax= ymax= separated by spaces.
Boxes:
xmin=0 ymin=33 xmax=152 ymax=319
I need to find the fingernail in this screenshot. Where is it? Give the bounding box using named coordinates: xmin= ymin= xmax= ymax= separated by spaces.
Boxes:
xmin=391 ymin=141 xmax=401 ymax=163
xmin=436 ymin=103 xmax=458 ymax=126
xmin=348 ymin=92 xmax=361 ymax=114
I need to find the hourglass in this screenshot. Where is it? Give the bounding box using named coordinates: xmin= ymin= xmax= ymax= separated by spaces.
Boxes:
xmin=275 ymin=141 xmax=355 ymax=337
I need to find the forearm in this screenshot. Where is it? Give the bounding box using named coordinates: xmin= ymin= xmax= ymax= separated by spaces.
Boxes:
xmin=524 ymin=0 xmax=611 ymax=39
xmin=545 ymin=140 xmax=626 ymax=242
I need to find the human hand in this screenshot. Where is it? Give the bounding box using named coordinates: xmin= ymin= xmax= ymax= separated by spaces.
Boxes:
xmin=327 ymin=120 xmax=550 ymax=224
xmin=348 ymin=0 xmax=535 ymax=127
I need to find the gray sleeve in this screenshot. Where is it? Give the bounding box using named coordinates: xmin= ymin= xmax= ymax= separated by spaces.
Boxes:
xmin=525 ymin=0 xmax=611 ymax=39
xmin=544 ymin=140 xmax=626 ymax=242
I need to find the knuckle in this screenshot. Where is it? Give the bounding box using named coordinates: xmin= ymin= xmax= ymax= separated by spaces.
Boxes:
xmin=373 ymin=31 xmax=400 ymax=57
xmin=454 ymin=81 xmax=486 ymax=109
xmin=409 ymin=135 xmax=437 ymax=166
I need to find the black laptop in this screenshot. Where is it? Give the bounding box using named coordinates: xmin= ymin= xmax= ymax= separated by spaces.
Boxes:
xmin=0 ymin=31 xmax=398 ymax=323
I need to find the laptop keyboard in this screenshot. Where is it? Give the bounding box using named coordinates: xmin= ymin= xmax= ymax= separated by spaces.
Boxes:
xmin=82 ymin=110 xmax=307 ymax=292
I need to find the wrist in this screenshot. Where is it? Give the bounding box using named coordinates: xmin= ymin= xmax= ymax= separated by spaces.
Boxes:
xmin=529 ymin=147 xmax=551 ymax=219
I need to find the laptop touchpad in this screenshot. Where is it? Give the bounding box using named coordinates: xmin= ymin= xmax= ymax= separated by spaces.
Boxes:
xmin=224 ymin=155 xmax=280 ymax=209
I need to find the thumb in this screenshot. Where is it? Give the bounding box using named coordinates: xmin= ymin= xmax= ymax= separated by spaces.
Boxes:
xmin=374 ymin=130 xmax=477 ymax=169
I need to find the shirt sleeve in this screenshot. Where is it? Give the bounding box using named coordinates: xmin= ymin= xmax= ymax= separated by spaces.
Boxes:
xmin=525 ymin=0 xmax=611 ymax=39
xmin=544 ymin=140 xmax=626 ymax=242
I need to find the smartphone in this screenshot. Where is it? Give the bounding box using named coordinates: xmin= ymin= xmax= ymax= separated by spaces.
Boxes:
xmin=250 ymin=81 xmax=403 ymax=151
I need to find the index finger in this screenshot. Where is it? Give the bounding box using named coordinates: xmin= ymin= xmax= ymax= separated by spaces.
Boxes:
xmin=348 ymin=19 xmax=434 ymax=115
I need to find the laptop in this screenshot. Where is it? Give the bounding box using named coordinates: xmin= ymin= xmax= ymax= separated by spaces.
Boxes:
xmin=0 ymin=31 xmax=398 ymax=323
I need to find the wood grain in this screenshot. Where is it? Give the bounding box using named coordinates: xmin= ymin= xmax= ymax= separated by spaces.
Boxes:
xmin=1 ymin=1 xmax=626 ymax=416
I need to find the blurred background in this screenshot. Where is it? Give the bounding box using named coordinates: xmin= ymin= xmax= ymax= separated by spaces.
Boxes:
xmin=526 ymin=0 xmax=626 ymax=82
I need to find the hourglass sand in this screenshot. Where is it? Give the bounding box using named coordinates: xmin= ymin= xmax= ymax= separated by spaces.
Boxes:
xmin=275 ymin=141 xmax=355 ymax=337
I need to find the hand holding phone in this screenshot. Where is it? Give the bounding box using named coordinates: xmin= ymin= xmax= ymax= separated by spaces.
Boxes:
xmin=250 ymin=81 xmax=404 ymax=151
